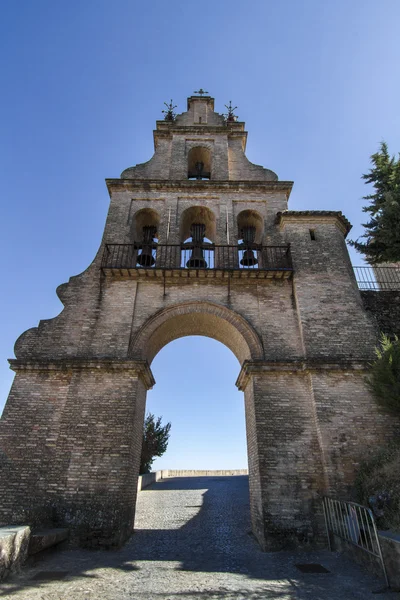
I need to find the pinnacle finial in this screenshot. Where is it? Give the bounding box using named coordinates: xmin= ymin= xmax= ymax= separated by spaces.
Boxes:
xmin=223 ymin=100 xmax=238 ymax=123
xmin=162 ymin=100 xmax=177 ymax=122
xmin=193 ymin=88 xmax=209 ymax=97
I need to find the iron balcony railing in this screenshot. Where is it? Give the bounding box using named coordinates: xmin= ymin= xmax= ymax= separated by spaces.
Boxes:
xmin=353 ymin=266 xmax=400 ymax=291
xmin=101 ymin=243 xmax=293 ymax=275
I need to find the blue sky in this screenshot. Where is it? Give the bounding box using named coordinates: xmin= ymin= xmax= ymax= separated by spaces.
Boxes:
xmin=1 ymin=0 xmax=399 ymax=469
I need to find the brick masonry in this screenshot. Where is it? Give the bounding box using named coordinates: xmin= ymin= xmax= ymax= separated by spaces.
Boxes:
xmin=0 ymin=95 xmax=398 ymax=551
xmin=361 ymin=291 xmax=400 ymax=338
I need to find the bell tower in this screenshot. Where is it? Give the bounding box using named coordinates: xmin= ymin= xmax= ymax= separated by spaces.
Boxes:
xmin=0 ymin=92 xmax=393 ymax=550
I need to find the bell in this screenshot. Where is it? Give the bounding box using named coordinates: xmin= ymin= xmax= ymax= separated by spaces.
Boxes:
xmin=239 ymin=225 xmax=258 ymax=267
xmin=136 ymin=247 xmax=155 ymax=267
xmin=186 ymin=246 xmax=207 ymax=268
xmin=240 ymin=249 xmax=258 ymax=267
xmin=186 ymin=222 xmax=208 ymax=268
xmin=195 ymin=161 xmax=204 ymax=179
xmin=136 ymin=226 xmax=156 ymax=267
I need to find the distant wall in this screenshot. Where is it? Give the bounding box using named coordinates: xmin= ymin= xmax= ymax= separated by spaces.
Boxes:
xmin=137 ymin=469 xmax=248 ymax=491
xmin=165 ymin=469 xmax=248 ymax=477
xmin=361 ymin=291 xmax=400 ymax=338
xmin=137 ymin=471 xmax=163 ymax=492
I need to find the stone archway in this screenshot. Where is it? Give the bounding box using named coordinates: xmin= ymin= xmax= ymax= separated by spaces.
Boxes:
xmin=2 ymin=89 xmax=395 ymax=555
xmin=129 ymin=301 xmax=264 ymax=364
xmin=129 ymin=301 xmax=267 ymax=547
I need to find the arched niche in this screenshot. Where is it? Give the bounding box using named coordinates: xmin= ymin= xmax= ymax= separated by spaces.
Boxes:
xmin=132 ymin=208 xmax=160 ymax=242
xmin=180 ymin=206 xmax=216 ymax=243
xmin=129 ymin=301 xmax=264 ymax=365
xmin=187 ymin=146 xmax=212 ymax=179
xmin=237 ymin=209 xmax=264 ymax=244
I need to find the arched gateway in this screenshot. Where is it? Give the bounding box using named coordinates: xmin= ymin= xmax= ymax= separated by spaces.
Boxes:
xmin=0 ymin=93 xmax=394 ymax=550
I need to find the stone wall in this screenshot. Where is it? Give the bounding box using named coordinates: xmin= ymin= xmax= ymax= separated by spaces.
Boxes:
xmin=331 ymin=530 xmax=400 ymax=589
xmin=361 ymin=291 xmax=400 ymax=338
xmin=379 ymin=531 xmax=400 ymax=589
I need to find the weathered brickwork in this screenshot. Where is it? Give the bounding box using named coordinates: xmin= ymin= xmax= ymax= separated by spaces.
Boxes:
xmin=0 ymin=94 xmax=398 ymax=551
xmin=361 ymin=290 xmax=400 ymax=338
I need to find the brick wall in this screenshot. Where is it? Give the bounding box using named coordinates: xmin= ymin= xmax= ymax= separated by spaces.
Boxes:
xmin=1 ymin=95 xmax=398 ymax=550
xmin=361 ymin=291 xmax=400 ymax=338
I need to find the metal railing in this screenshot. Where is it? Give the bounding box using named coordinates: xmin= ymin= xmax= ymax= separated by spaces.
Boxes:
xmin=101 ymin=243 xmax=293 ymax=273
xmin=323 ymin=496 xmax=388 ymax=587
xmin=354 ymin=266 xmax=400 ymax=291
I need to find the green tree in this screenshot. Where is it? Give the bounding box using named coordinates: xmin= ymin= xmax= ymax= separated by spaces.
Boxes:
xmin=140 ymin=413 xmax=171 ymax=474
xmin=367 ymin=333 xmax=400 ymax=416
xmin=348 ymin=142 xmax=400 ymax=263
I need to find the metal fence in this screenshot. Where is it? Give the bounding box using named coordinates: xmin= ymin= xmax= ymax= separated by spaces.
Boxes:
xmin=322 ymin=496 xmax=388 ymax=587
xmin=101 ymin=243 xmax=293 ymax=272
xmin=353 ymin=266 xmax=400 ymax=291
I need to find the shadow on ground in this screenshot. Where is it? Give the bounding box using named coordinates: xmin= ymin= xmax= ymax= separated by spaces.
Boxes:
xmin=0 ymin=476 xmax=394 ymax=599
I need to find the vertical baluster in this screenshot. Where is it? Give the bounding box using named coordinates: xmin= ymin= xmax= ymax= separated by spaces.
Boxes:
xmin=365 ymin=509 xmax=375 ymax=553
xmin=357 ymin=505 xmax=368 ymax=550
xmin=339 ymin=500 xmax=346 ymax=538
xmin=116 ymin=245 xmax=120 ymax=268
xmin=332 ymin=499 xmax=339 ymax=535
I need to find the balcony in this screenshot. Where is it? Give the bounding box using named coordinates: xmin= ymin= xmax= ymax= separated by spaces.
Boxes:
xmin=354 ymin=266 xmax=400 ymax=291
xmin=101 ymin=243 xmax=293 ymax=280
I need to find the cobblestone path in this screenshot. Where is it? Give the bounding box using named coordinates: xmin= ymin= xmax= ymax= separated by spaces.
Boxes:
xmin=0 ymin=476 xmax=396 ymax=599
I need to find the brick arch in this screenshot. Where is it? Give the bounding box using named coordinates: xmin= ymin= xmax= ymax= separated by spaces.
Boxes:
xmin=185 ymin=140 xmax=214 ymax=155
xmin=237 ymin=209 xmax=264 ymax=244
xmin=131 ymin=207 xmax=160 ymax=241
xmin=180 ymin=205 xmax=216 ymax=242
xmin=129 ymin=301 xmax=264 ymax=365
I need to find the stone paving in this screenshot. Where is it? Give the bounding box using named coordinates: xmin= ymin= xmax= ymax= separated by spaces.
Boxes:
xmin=0 ymin=476 xmax=397 ymax=599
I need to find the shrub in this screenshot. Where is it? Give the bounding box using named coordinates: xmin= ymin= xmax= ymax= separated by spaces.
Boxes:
xmin=367 ymin=334 xmax=400 ymax=416
xmin=355 ymin=441 xmax=400 ymax=531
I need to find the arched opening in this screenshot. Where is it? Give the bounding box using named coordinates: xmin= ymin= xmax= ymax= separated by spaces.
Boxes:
xmin=134 ymin=336 xmax=251 ymax=569
xmin=146 ymin=337 xmax=247 ymax=471
xmin=180 ymin=206 xmax=216 ymax=269
xmin=130 ymin=302 xmax=264 ymax=542
xmin=237 ymin=209 xmax=264 ymax=269
xmin=132 ymin=208 xmax=160 ymax=267
xmin=132 ymin=305 xmax=262 ymax=548
xmin=132 ymin=208 xmax=160 ymax=242
xmin=187 ymin=146 xmax=212 ymax=180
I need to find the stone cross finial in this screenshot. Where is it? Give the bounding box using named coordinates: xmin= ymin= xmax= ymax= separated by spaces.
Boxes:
xmin=194 ymin=88 xmax=208 ymax=96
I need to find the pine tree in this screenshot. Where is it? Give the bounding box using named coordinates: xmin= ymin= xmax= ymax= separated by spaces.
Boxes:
xmin=348 ymin=142 xmax=400 ymax=263
xmin=140 ymin=413 xmax=171 ymax=474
